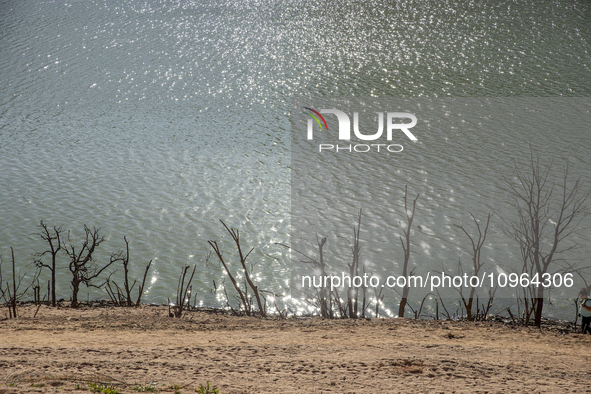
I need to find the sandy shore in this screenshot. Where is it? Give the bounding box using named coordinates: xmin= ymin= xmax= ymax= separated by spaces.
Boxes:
xmin=1 ymin=304 xmax=590 ymax=393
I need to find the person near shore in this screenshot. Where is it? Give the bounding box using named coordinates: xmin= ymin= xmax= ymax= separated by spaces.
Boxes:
xmin=578 ymin=288 xmax=591 ymax=334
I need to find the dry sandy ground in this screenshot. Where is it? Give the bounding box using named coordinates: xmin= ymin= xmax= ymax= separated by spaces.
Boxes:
xmin=1 ymin=304 xmax=590 ymax=394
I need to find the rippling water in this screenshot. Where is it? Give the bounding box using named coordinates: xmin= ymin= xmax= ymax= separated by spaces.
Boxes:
xmin=1 ymin=0 xmax=590 ymax=317
xmin=291 ymin=97 xmax=591 ymax=318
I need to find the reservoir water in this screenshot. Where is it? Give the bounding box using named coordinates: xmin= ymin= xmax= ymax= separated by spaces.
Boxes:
xmin=1 ymin=0 xmax=590 ymax=319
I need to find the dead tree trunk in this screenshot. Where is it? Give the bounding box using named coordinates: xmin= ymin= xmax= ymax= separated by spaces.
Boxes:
xmin=209 ymin=240 xmax=250 ymax=316
xmin=122 ymin=236 xmax=132 ymax=306
xmin=347 ymin=209 xmax=362 ymax=319
xmin=503 ymin=151 xmax=589 ymax=326
xmin=10 ymin=248 xmax=17 ymax=318
xmin=219 ymin=221 xmax=266 ymax=318
xmin=398 ymin=185 xmax=420 ymax=318
xmin=65 ymin=226 xmax=113 ymax=308
xmin=34 ymin=221 xmax=64 ymax=307
xmin=454 ymin=212 xmax=492 ymax=321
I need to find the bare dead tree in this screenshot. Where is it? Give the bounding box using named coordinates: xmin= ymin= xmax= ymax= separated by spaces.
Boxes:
xmin=0 ymin=256 xmax=7 ymax=316
xmin=435 ymin=291 xmax=454 ymax=321
xmin=34 ymin=221 xmax=64 ymax=307
xmin=346 ymin=209 xmax=362 ymax=318
xmin=171 ymin=264 xmax=196 ymax=318
xmin=414 ymin=292 xmax=438 ymax=319
xmin=221 ymin=221 xmax=265 ymax=317
xmin=120 ymin=236 xmax=133 ymax=306
xmin=373 ymin=283 xmax=385 ymax=318
xmin=209 ymin=240 xmax=250 ymax=316
xmin=8 ymin=248 xmax=17 ymax=318
xmin=277 ymin=234 xmax=334 ymax=318
xmin=503 ymin=151 xmax=590 ymax=326
xmin=259 ymin=290 xmax=286 ymax=318
xmin=135 ymin=257 xmax=153 ymax=307
xmin=336 ymin=209 xmax=364 ymax=318
xmin=512 ymin=253 xmax=537 ymax=326
xmin=107 ymin=236 xmax=153 ymax=307
xmin=10 ymin=248 xmax=16 ymax=317
xmin=279 ymin=210 xmax=375 ymax=319
xmin=105 ymin=277 xmax=126 ymax=306
xmin=454 ymin=212 xmax=492 ymax=321
xmin=477 ymin=289 xmax=496 ymax=320
xmin=32 ymin=278 xmax=42 ymax=305
xmin=209 ymin=221 xmax=266 ymax=317
xmin=1 ymin=248 xmax=40 ymax=318
xmin=355 ymin=263 xmax=374 ymax=319
xmin=398 ymin=185 xmax=420 ymax=318
xmin=65 ymin=226 xmax=114 ymax=308
xmin=314 ymin=236 xmax=330 ymax=318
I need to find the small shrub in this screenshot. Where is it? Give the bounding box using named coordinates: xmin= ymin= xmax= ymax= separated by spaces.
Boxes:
xmin=31 ymin=383 xmax=45 ymax=387
xmin=196 ymin=382 xmax=219 ymax=394
xmin=88 ymin=382 xmax=121 ymax=394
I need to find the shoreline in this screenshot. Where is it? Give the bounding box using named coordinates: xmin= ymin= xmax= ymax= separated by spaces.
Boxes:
xmin=3 ymin=299 xmax=581 ymax=330
xmin=1 ymin=303 xmax=590 ymax=393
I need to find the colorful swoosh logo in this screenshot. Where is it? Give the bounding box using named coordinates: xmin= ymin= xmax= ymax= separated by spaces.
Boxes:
xmin=303 ymin=107 xmax=328 ymax=132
